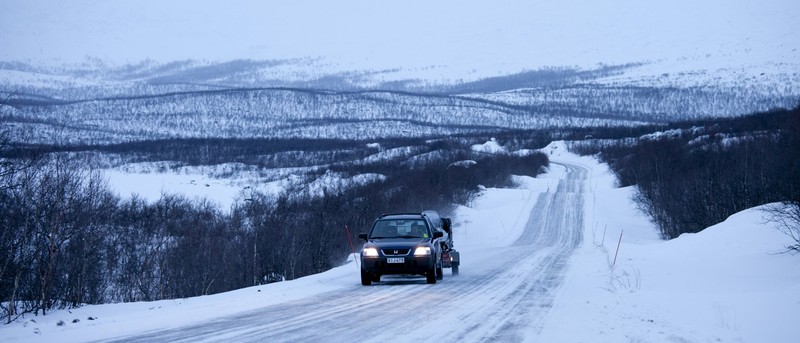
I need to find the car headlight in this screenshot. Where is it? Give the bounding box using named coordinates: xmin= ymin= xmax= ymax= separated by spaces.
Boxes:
xmin=362 ymin=247 xmax=379 ymax=257
xmin=413 ymin=246 xmax=431 ymax=256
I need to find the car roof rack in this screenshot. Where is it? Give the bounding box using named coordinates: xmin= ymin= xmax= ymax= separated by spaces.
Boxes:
xmin=379 ymin=213 xmax=423 ymax=218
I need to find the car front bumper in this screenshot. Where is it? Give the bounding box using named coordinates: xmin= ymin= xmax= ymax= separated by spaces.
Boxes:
xmin=361 ymin=255 xmax=435 ymax=276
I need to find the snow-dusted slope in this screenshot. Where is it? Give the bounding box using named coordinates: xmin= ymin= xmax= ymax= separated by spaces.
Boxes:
xmin=2 ymin=0 xmax=798 ymax=144
xmin=1 ymin=0 xmax=798 ymax=83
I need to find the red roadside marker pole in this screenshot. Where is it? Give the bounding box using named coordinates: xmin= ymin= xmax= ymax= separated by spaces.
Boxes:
xmin=612 ymin=230 xmax=624 ymax=267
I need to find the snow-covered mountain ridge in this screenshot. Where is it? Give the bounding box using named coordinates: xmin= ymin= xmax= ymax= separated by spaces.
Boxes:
xmin=2 ymin=63 xmax=797 ymax=145
xmin=1 ymin=0 xmax=799 ymax=144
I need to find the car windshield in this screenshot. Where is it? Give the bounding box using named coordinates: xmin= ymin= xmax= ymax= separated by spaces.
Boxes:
xmin=370 ymin=219 xmax=430 ymax=239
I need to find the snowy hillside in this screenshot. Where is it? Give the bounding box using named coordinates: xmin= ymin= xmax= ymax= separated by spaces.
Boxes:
xmin=2 ymin=1 xmax=799 ymax=144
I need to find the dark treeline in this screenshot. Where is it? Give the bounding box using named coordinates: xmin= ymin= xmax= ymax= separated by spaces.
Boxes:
xmin=12 ymin=134 xmax=554 ymax=170
xmin=13 ymin=137 xmax=387 ymax=167
xmin=0 ymin=134 xmax=548 ymax=323
xmin=571 ymin=106 xmax=800 ymax=240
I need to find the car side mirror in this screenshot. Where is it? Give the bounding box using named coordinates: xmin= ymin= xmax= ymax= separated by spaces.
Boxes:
xmin=433 ymin=231 xmax=444 ymax=239
xmin=358 ymin=233 xmax=368 ymax=240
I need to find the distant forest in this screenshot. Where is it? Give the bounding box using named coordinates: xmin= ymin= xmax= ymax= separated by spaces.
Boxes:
xmin=3 ymin=60 xmax=798 ymax=146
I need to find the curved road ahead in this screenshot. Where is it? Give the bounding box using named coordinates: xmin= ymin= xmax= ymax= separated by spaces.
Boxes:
xmin=98 ymin=161 xmax=588 ymax=343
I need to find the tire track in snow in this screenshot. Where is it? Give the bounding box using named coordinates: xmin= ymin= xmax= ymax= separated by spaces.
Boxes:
xmin=448 ymin=161 xmax=586 ymax=342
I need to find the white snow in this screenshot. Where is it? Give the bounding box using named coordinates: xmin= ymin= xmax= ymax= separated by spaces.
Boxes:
xmin=303 ymin=170 xmax=386 ymax=198
xmin=539 ymin=141 xmax=800 ymax=342
xmin=104 ymin=168 xmax=247 ymax=211
xmin=104 ymin=164 xmax=387 ymax=211
xmin=471 ymin=138 xmax=505 ymax=154
xmin=2 ymin=141 xmax=797 ymax=342
xmin=448 ymin=160 xmax=477 ymax=169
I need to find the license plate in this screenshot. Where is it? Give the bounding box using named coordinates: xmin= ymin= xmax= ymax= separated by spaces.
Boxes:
xmin=387 ymin=257 xmax=404 ymax=264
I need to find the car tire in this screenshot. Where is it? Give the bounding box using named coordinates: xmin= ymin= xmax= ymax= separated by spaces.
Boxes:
xmin=361 ymin=270 xmax=372 ymax=286
xmin=426 ymin=268 xmax=437 ymax=284
xmin=436 ymin=265 xmax=444 ymax=280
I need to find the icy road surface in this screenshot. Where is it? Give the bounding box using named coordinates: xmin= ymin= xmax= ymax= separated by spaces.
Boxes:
xmin=95 ymin=162 xmax=586 ymax=343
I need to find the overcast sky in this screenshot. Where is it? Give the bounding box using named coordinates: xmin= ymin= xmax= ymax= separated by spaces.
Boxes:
xmin=1 ymin=0 xmax=797 ymax=77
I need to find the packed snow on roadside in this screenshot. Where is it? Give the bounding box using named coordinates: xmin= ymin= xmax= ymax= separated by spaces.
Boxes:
xmin=1 ymin=141 xmax=797 ymax=342
xmin=537 ymin=141 xmax=800 ymax=342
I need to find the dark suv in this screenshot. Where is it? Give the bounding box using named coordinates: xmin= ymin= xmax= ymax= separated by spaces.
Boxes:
xmin=358 ymin=213 xmax=445 ymax=285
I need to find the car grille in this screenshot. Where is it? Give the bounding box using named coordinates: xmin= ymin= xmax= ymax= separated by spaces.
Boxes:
xmin=382 ymin=249 xmax=410 ymax=256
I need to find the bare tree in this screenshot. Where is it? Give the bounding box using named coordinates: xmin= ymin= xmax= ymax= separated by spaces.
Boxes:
xmin=764 ymin=202 xmax=800 ymax=253
xmin=1 ymin=126 xmax=46 ymax=322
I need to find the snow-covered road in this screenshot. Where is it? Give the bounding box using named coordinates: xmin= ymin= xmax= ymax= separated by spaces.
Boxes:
xmin=3 ymin=142 xmax=797 ymax=342
xmin=91 ymin=162 xmax=586 ymax=343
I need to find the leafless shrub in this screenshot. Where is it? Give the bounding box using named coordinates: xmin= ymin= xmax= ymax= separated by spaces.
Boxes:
xmin=764 ymin=202 xmax=800 ymax=254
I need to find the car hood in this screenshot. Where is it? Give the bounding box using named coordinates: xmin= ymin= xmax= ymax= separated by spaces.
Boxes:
xmin=365 ymin=238 xmax=430 ymax=248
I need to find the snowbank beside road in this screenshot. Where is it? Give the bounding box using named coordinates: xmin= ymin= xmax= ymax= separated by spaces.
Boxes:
xmin=539 ymin=142 xmax=800 ymax=342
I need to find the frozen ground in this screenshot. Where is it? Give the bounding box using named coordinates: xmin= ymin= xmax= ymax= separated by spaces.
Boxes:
xmin=1 ymin=141 xmax=797 ymax=342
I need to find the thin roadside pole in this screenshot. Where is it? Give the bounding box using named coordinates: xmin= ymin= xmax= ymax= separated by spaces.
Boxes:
xmin=612 ymin=230 xmax=624 ymax=267
xmin=344 ymin=225 xmax=360 ymax=270
xmin=601 ymin=224 xmax=607 ymax=246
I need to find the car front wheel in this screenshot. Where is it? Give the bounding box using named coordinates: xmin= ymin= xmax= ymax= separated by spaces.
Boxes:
xmin=361 ymin=270 xmax=372 ymax=286
xmin=426 ymin=268 xmax=437 ymax=284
